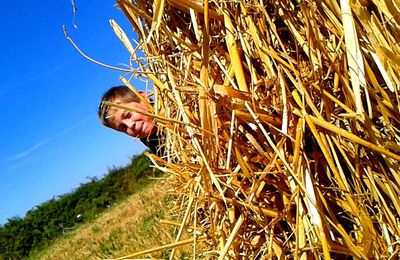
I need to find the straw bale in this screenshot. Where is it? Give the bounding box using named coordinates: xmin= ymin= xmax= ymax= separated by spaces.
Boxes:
xmin=111 ymin=0 xmax=400 ymax=258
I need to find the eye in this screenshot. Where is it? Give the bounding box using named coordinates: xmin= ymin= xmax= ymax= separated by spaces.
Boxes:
xmin=122 ymin=111 xmax=131 ymax=118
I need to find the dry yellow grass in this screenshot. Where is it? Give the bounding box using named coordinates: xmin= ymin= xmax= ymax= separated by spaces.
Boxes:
xmin=32 ymin=178 xmax=193 ymax=260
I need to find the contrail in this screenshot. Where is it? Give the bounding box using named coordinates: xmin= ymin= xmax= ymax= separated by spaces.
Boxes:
xmin=6 ymin=115 xmax=93 ymax=163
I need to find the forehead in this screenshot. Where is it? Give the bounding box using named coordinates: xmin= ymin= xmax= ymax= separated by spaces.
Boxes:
xmin=105 ymin=99 xmax=144 ymax=119
xmin=109 ymin=98 xmax=144 ymax=111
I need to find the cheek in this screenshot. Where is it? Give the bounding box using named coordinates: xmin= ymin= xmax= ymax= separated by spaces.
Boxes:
xmin=144 ymin=114 xmax=153 ymax=123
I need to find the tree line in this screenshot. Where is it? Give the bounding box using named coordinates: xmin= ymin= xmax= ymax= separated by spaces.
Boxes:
xmin=0 ymin=152 xmax=160 ymax=259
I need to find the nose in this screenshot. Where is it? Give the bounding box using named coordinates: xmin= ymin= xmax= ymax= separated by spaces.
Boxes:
xmin=122 ymin=118 xmax=135 ymax=129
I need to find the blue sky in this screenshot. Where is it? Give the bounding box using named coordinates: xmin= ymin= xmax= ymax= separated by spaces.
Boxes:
xmin=0 ymin=1 xmax=147 ymax=224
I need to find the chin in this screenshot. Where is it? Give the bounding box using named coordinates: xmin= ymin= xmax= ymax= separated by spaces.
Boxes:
xmin=141 ymin=131 xmax=152 ymax=138
xmin=142 ymin=126 xmax=153 ymax=137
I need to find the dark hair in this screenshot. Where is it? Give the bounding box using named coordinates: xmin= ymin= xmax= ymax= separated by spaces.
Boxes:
xmin=98 ymin=86 xmax=140 ymax=127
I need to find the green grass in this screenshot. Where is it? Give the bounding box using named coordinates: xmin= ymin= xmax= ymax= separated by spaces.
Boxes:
xmin=25 ymin=178 xmax=191 ymax=260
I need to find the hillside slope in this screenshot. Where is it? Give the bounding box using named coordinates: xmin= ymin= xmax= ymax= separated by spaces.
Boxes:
xmin=28 ymin=178 xmax=184 ymax=260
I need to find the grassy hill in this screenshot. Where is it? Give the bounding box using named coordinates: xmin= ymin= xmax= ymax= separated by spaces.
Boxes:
xmin=28 ymin=178 xmax=185 ymax=260
xmin=0 ymin=152 xmax=193 ymax=259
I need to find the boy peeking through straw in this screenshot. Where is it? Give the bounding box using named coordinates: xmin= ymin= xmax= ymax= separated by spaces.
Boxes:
xmin=98 ymin=85 xmax=161 ymax=154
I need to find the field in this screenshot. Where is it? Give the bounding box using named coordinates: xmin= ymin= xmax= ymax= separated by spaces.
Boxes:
xmin=28 ymin=178 xmax=190 ymax=260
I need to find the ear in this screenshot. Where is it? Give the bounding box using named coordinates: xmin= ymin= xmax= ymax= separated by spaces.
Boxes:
xmin=138 ymin=91 xmax=152 ymax=102
xmin=138 ymin=91 xmax=147 ymax=98
xmin=134 ymin=90 xmax=153 ymax=110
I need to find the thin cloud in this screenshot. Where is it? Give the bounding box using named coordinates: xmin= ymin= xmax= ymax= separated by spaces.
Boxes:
xmin=6 ymin=116 xmax=93 ymax=165
xmin=8 ymin=148 xmax=61 ymax=170
xmin=7 ymin=139 xmax=50 ymax=162
xmin=0 ymin=65 xmax=67 ymax=100
xmin=15 ymin=65 xmax=65 ymax=88
xmin=50 ymin=115 xmax=93 ymax=140
xmin=8 ymin=156 xmax=35 ymax=170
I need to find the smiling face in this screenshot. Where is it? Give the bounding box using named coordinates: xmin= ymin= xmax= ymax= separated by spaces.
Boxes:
xmin=106 ymin=99 xmax=156 ymax=139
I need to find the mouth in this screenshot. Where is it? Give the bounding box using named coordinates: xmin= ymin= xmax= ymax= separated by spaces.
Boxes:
xmin=126 ymin=120 xmax=152 ymax=138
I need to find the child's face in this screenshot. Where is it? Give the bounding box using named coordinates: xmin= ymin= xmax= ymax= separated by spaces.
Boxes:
xmin=107 ymin=98 xmax=155 ymax=138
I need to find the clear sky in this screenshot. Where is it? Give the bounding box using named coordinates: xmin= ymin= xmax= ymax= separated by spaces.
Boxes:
xmin=0 ymin=1 xmax=147 ymax=224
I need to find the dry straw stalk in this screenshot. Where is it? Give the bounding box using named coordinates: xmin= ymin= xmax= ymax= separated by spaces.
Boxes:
xmin=110 ymin=0 xmax=400 ymax=258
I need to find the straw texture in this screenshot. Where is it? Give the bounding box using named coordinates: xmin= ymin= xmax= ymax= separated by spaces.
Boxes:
xmin=112 ymin=0 xmax=400 ymax=258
